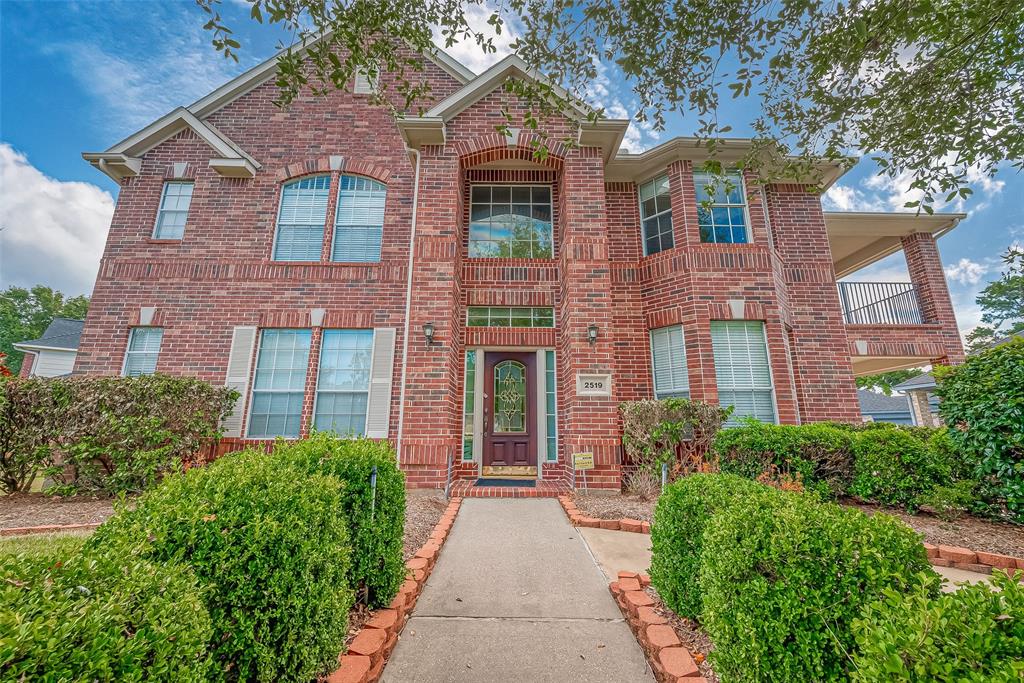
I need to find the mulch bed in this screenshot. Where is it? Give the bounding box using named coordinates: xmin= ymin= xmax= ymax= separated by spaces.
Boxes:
xmin=0 ymin=493 xmax=118 ymax=530
xmin=647 ymin=587 xmax=718 ymax=683
xmin=402 ymin=491 xmax=448 ymax=560
xmin=572 ymin=493 xmax=657 ymax=523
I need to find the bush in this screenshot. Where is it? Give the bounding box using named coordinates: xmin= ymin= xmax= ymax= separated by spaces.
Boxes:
xmin=852 ymin=570 xmax=1024 ymax=682
xmin=937 ymin=338 xmax=1024 ymax=519
xmin=0 ymin=375 xmax=62 ymax=493
xmin=89 ymin=449 xmax=352 ymax=683
xmin=849 ymin=428 xmax=956 ymax=508
xmin=276 ymin=433 xmax=405 ymax=608
xmin=620 ymin=398 xmax=729 ymax=478
xmin=916 ymin=480 xmax=979 ymax=520
xmin=714 ymin=420 xmax=856 ymax=498
xmin=1 ymin=534 xmax=212 ymax=681
xmin=700 ymin=492 xmax=933 ymax=682
xmin=649 ymin=473 xmax=769 ymax=619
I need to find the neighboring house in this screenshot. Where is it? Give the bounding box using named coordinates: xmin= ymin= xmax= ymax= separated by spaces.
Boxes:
xmin=891 ymin=374 xmax=943 ymax=427
xmin=14 ymin=318 xmax=85 ymax=378
xmin=857 ymin=389 xmax=914 ymax=425
xmin=75 ymin=41 xmax=965 ymax=490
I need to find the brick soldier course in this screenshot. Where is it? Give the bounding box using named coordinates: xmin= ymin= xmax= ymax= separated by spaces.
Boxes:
xmin=78 ymin=41 xmax=965 ymax=491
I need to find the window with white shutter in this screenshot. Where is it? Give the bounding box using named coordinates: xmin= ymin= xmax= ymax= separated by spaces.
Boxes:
xmin=332 ymin=176 xmax=386 ymax=262
xmin=247 ymin=329 xmax=311 ymax=438
xmin=122 ymin=328 xmax=163 ymax=376
xmin=710 ymin=321 xmax=777 ymax=425
xmin=364 ymin=328 xmax=396 ymax=438
xmin=650 ymin=325 xmax=689 ymax=399
xmin=153 ymin=181 xmax=193 ymax=239
xmin=273 ymin=175 xmax=330 ymax=261
xmin=313 ymin=330 xmax=373 ymax=435
xmin=222 ymin=326 xmax=257 ymax=438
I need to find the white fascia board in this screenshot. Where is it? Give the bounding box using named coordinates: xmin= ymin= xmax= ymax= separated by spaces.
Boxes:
xmin=81 ymin=153 xmax=143 ymax=181
xmin=209 ymin=157 xmax=258 ymax=178
xmin=396 ymin=116 xmax=446 ymax=148
xmin=13 ymin=342 xmax=78 ymax=352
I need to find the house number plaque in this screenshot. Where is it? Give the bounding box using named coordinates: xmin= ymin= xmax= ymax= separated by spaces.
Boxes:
xmin=576 ymin=373 xmax=612 ymax=397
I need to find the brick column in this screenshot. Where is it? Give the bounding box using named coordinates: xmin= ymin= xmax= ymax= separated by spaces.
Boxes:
xmin=902 ymin=232 xmax=965 ymax=364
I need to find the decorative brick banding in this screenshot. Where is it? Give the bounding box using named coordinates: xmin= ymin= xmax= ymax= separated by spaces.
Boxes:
xmin=0 ymin=522 xmax=102 ymax=537
xmin=609 ymin=571 xmax=710 ymax=683
xmin=325 ymin=497 xmax=462 ymax=683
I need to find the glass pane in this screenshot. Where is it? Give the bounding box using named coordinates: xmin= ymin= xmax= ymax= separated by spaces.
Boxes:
xmin=491 ymin=186 xmax=511 ymax=203
xmin=494 ymin=361 xmax=526 ymax=433
xmin=511 ymin=186 xmax=531 ymax=203
xmin=471 ymin=186 xmax=490 ymax=203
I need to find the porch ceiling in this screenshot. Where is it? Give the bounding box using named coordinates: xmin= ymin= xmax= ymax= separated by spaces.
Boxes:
xmin=825 ymin=212 xmax=964 ymax=278
xmin=850 ymin=355 xmax=933 ymax=377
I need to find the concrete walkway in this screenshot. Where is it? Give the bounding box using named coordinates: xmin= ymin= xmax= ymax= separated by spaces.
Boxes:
xmin=383 ymin=499 xmax=653 ymax=682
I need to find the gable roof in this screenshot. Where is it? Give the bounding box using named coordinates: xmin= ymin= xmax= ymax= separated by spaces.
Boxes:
xmin=857 ymin=389 xmax=912 ymax=415
xmin=891 ymin=373 xmax=937 ymax=391
xmin=13 ymin=318 xmax=85 ymax=352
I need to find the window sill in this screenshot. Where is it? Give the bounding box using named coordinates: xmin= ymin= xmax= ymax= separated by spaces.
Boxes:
xmin=269 ymin=260 xmax=382 ymax=266
xmin=146 ymin=238 xmax=183 ymax=245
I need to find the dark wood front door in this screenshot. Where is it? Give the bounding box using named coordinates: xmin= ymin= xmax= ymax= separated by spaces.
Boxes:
xmin=483 ymin=352 xmax=537 ymax=468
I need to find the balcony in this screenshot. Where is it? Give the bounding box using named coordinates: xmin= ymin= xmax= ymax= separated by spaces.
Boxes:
xmin=837 ymin=281 xmax=923 ymax=325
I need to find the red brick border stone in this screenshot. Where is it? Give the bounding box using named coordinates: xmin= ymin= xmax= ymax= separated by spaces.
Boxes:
xmin=324 ymin=497 xmax=463 ymax=683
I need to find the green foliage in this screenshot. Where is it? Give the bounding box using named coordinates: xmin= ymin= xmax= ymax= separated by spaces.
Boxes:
xmin=965 ymin=246 xmax=1024 ymax=354
xmin=89 ymin=449 xmax=353 ymax=683
xmin=1 ymin=533 xmax=212 ymax=682
xmin=0 ymin=374 xmax=237 ymax=494
xmin=852 ymin=570 xmax=1024 ymax=682
xmin=937 ymin=337 xmax=1024 ymax=518
xmin=855 ymin=368 xmax=925 ymax=395
xmin=276 ymin=432 xmax=406 ymax=608
xmin=620 ymin=398 xmax=729 ymax=476
xmin=714 ymin=420 xmax=856 ymax=498
xmin=700 ymin=492 xmax=934 ymax=683
xmin=0 ymin=285 xmax=89 ymax=374
xmin=916 ymin=480 xmax=979 ymax=521
xmin=649 ymin=473 xmax=768 ymax=619
xmin=849 ymin=428 xmax=959 ymax=508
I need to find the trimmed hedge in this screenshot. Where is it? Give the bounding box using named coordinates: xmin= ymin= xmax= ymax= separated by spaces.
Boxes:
xmin=1 ymin=535 xmax=212 ymax=681
xmin=649 ymin=473 xmax=768 ymax=618
xmin=849 ymin=428 xmax=957 ymax=508
xmin=276 ymin=432 xmax=406 ymax=607
xmin=89 ymin=449 xmax=352 ymax=683
xmin=700 ymin=490 xmax=934 ymax=682
xmin=852 ymin=570 xmax=1024 ymax=682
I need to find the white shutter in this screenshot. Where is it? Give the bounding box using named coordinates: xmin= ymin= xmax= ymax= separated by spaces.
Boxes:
xmin=364 ymin=327 xmax=396 ymax=438
xmin=222 ymin=326 xmax=257 ymax=437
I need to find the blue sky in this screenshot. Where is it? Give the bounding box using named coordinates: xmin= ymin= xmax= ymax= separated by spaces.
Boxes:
xmin=1 ymin=0 xmax=1020 ymax=337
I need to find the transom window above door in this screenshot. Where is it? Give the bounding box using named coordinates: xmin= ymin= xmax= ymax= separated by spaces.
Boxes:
xmin=469 ymin=185 xmax=553 ymax=258
xmin=467 ymin=306 xmax=554 ymax=328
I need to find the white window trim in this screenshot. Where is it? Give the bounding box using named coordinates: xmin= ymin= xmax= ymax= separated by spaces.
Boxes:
xmin=152 ymin=181 xmax=193 ymax=240
xmin=121 ymin=327 xmax=163 ymax=377
xmin=649 ymin=325 xmax=690 ymax=400
xmin=468 ymin=183 xmax=554 ymax=259
xmin=694 ymin=170 xmax=753 ymax=244
xmin=244 ymin=329 xmax=312 ymax=440
xmin=466 ymin=306 xmax=555 ymax=328
xmin=638 ymin=173 xmax=674 ymax=256
xmin=330 ymin=175 xmax=386 ymax=263
xmin=272 ymin=175 xmax=330 ymax=262
xmin=310 ymin=329 xmax=374 ymax=438
xmin=711 ymin=320 xmax=779 ymax=425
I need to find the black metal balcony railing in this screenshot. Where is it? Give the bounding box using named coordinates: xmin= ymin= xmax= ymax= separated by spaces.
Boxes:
xmin=837 ymin=281 xmax=924 ymax=325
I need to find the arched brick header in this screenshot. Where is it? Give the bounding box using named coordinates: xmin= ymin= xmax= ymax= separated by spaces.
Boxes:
xmin=454 ymin=132 xmax=566 ymax=170
xmin=273 ymin=156 xmax=393 ymax=184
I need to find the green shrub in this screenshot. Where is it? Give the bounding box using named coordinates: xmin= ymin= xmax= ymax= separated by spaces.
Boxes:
xmin=700 ymin=491 xmax=933 ymax=682
xmin=1 ymin=534 xmax=212 ymax=681
xmin=620 ymin=398 xmax=729 ymax=477
xmin=276 ymin=432 xmax=405 ymax=607
xmin=714 ymin=420 xmax=856 ymax=498
xmin=0 ymin=375 xmax=61 ymax=493
xmin=916 ymin=480 xmax=979 ymax=520
xmin=89 ymin=449 xmax=352 ymax=683
xmin=852 ymin=570 xmax=1024 ymax=682
xmin=849 ymin=428 xmax=954 ymax=508
xmin=649 ymin=473 xmax=769 ymax=618
xmin=937 ymin=337 xmax=1024 ymax=519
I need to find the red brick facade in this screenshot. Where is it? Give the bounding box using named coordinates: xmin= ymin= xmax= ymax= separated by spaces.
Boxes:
xmin=76 ymin=50 xmax=964 ymax=489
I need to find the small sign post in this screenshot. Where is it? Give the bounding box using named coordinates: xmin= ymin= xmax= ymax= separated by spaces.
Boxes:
xmin=574 ymin=452 xmax=594 ymax=490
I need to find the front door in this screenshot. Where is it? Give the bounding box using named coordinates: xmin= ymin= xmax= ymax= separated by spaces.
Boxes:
xmin=483 ymin=352 xmax=537 ymax=470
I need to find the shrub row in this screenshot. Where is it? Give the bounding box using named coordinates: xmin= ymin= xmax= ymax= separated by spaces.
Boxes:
xmin=713 ymin=420 xmax=976 ymax=514
xmin=651 ymin=473 xmax=1023 ymax=682
xmin=2 ymin=434 xmax=406 ymax=682
xmin=0 ymin=374 xmax=237 ymax=494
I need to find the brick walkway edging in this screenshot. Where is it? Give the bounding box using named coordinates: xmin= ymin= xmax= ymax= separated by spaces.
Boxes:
xmin=557 ymin=495 xmax=1024 ymax=576
xmin=610 ymin=571 xmax=710 ymax=683
xmin=325 ymin=497 xmax=463 ymax=683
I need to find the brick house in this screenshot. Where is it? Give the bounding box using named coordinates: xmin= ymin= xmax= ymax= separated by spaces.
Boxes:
xmin=77 ymin=44 xmax=965 ymax=491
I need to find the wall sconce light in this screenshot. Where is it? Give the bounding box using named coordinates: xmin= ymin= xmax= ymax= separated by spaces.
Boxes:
xmin=587 ymin=324 xmax=599 ymax=345
xmin=423 ymin=322 xmax=435 ymax=347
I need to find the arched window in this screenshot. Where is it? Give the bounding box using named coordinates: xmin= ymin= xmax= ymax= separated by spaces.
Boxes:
xmin=493 ymin=360 xmax=527 ymax=433
xmin=333 ymin=175 xmax=386 ymax=262
xmin=273 ymin=175 xmax=330 ymax=261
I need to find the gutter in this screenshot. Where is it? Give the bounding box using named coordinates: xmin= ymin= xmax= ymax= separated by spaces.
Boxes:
xmin=395 ymin=148 xmax=422 ymax=463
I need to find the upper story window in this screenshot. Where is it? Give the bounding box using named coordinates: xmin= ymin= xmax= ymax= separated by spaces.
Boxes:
xmin=639 ymin=175 xmax=673 ymax=255
xmin=123 ymin=327 xmax=163 ymax=376
xmin=694 ymin=171 xmax=749 ymax=244
xmin=247 ymin=329 xmax=312 ymax=438
xmin=467 ymin=306 xmax=554 ymax=328
xmin=650 ymin=325 xmax=689 ymax=399
xmin=313 ymin=329 xmax=374 ymax=435
xmin=153 ymin=181 xmax=193 ymax=239
xmin=273 ymin=175 xmax=330 ymax=261
xmin=333 ymin=175 xmax=386 ymax=262
xmin=469 ymin=185 xmax=552 ymax=258
xmin=710 ymin=321 xmax=776 ymax=425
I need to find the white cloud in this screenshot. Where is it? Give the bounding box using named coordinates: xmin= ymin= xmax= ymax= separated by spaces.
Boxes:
xmin=0 ymin=144 xmax=113 ymax=296
xmin=583 ymin=60 xmax=659 ymax=153
xmin=823 ymin=184 xmax=886 ymax=212
xmin=944 ymin=258 xmax=989 ymax=286
xmin=838 ymin=252 xmax=911 ymax=283
xmin=434 ymin=3 xmax=520 ymax=74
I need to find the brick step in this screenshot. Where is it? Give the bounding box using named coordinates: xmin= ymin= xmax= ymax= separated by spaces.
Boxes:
xmin=448 ymin=479 xmax=571 ymax=498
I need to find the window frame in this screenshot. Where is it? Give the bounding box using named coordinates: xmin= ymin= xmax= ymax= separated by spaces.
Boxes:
xmin=272 ymin=174 xmax=331 ymax=262
xmin=152 ymin=181 xmax=194 ymax=240
xmin=245 ymin=328 xmax=313 ymax=439
xmin=311 ymin=329 xmax=375 ymax=437
xmin=638 ymin=173 xmax=674 ymax=256
xmin=649 ymin=325 xmax=690 ymax=399
xmin=710 ymin=320 xmax=778 ymax=425
xmin=466 ymin=306 xmax=555 ymax=328
xmin=467 ymin=184 xmax=554 ymax=259
xmin=331 ymin=175 xmax=387 ymax=263
xmin=693 ymin=170 xmax=752 ymax=245
xmin=121 ymin=327 xmax=164 ymax=377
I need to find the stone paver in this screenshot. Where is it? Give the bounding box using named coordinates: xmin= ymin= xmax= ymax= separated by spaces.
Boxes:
xmin=383 ymin=499 xmax=652 ymax=682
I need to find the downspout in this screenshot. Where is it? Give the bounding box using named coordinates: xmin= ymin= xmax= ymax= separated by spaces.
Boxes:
xmin=395 ymin=147 xmax=422 ymax=463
